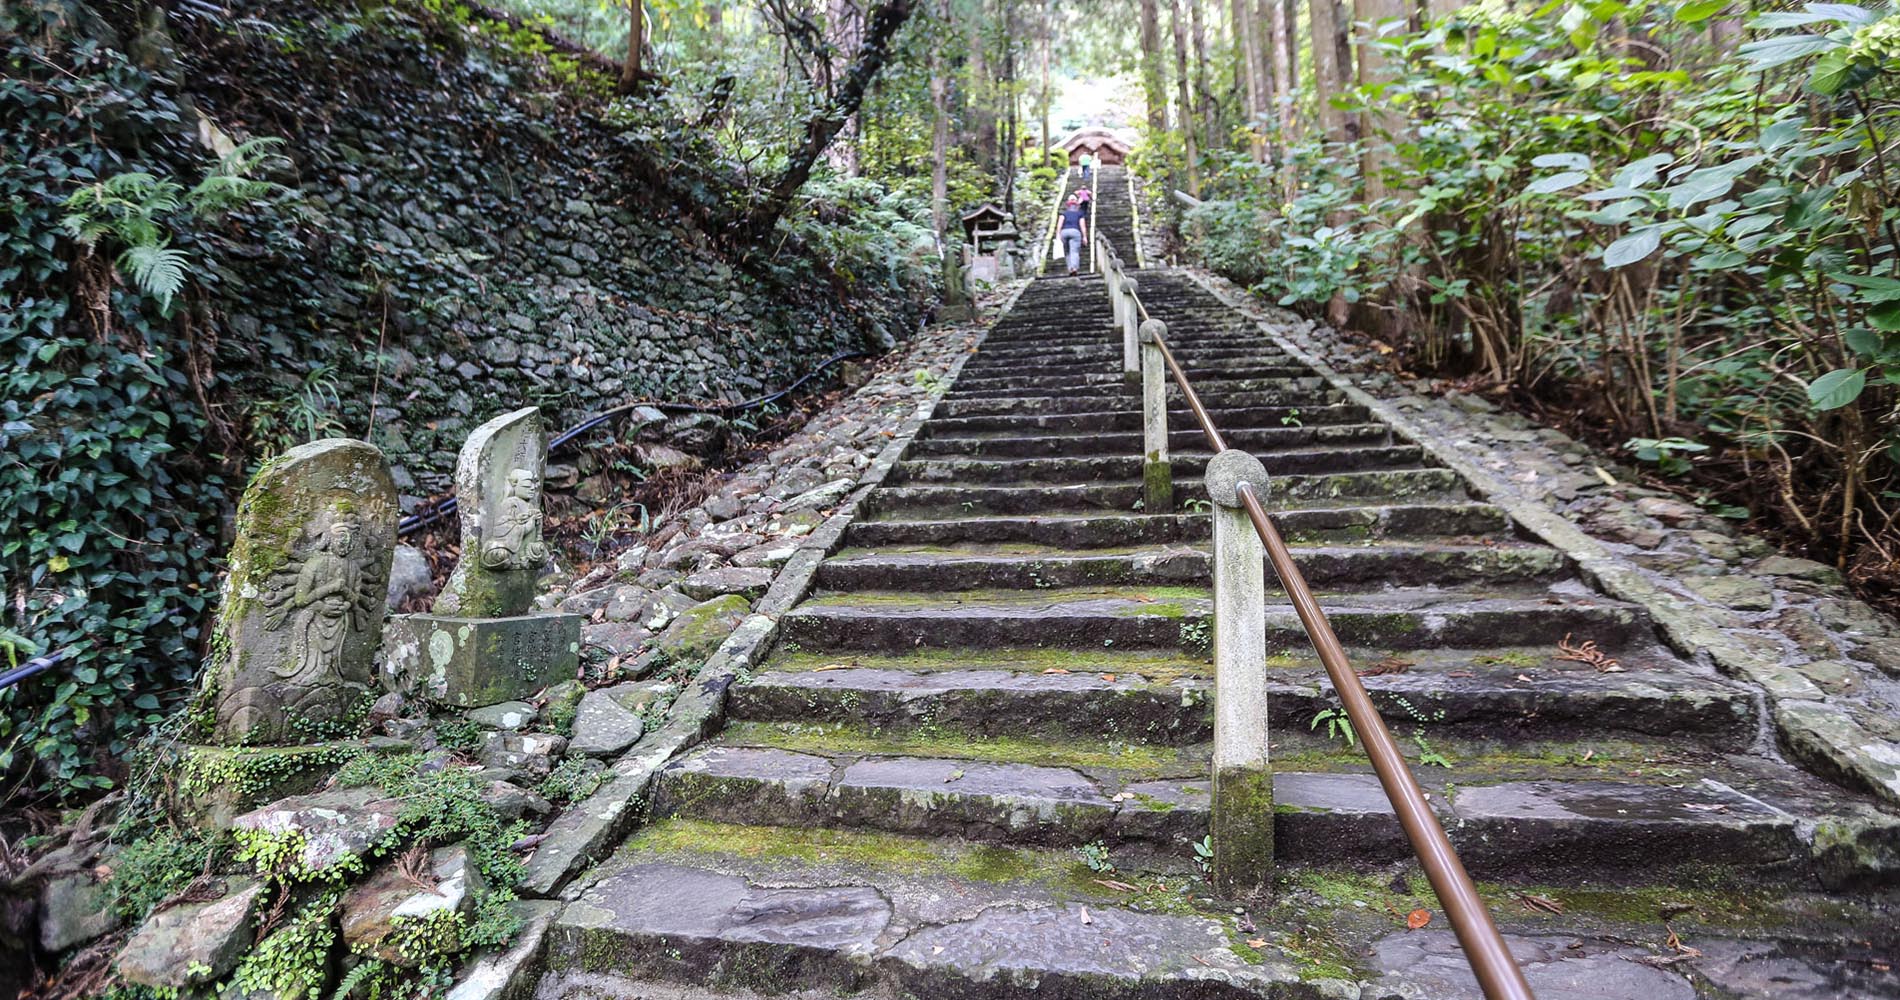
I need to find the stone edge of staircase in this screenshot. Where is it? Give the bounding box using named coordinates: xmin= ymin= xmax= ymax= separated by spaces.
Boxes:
xmin=442 ymin=288 xmax=1020 ymax=1000
xmin=1178 ymin=267 xmax=1900 ymax=813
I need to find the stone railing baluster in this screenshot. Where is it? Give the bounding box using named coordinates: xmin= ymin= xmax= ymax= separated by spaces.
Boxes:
xmin=1204 ymin=448 xmax=1273 ymax=898
xmin=1119 ymin=276 xmax=1140 ymax=375
xmin=1138 ymin=319 xmax=1171 ymax=513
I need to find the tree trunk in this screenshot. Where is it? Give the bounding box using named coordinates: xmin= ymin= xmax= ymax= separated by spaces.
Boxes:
xmin=1000 ymin=0 xmax=1018 ymax=210
xmin=618 ymin=0 xmax=646 ymax=94
xmin=1039 ymin=0 xmax=1053 ymax=170
xmin=1309 ymin=0 xmax=1349 ymax=142
xmin=1267 ymin=0 xmax=1295 ymax=176
xmin=1140 ymin=0 xmax=1170 ymax=135
xmin=931 ymin=0 xmax=950 ymax=239
xmin=1234 ymin=0 xmax=1266 ymax=161
xmin=1283 ymin=0 xmax=1299 ymax=90
xmin=1190 ymin=0 xmax=1216 ymax=154
xmin=969 ymin=9 xmax=996 ymax=176
xmin=744 ymin=0 xmax=917 ymax=241
xmin=1357 ymin=0 xmax=1407 ymax=203
xmin=1171 ymin=0 xmax=1201 ymax=195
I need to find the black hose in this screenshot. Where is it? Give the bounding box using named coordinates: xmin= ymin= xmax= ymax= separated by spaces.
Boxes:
xmin=0 ymin=350 xmax=869 ymax=693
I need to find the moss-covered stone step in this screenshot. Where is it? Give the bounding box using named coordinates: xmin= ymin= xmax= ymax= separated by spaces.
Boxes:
xmin=545 ymin=824 xmax=1301 ymax=999
xmin=728 ymin=650 xmax=1755 ymax=747
xmin=935 ymin=387 xmax=1348 ymax=417
xmin=844 ymin=502 xmax=1515 ymax=549
xmin=891 ymin=446 xmax=1429 ymax=487
xmin=860 ymin=468 xmax=1468 ymax=518
xmin=649 ymin=744 xmax=1834 ymax=881
xmin=543 ymin=819 xmax=1900 ymax=1000
xmin=951 ymin=363 xmax=1316 ymax=393
xmin=944 ymin=374 xmax=1333 ymax=401
xmin=778 ymin=585 xmax=1648 ymax=654
xmin=908 ymin=423 xmax=1393 ymax=459
xmin=918 ymin=402 xmax=1373 ymax=436
xmin=813 ymin=539 xmax=1567 ymax=592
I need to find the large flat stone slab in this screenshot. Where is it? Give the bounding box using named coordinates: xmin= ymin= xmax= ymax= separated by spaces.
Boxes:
xmin=1370 ymin=931 xmax=1696 ymax=1000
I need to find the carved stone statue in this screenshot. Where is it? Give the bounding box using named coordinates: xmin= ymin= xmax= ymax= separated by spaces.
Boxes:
xmin=198 ymin=439 xmax=397 ymax=745
xmin=435 ymin=407 xmax=548 ymax=618
xmin=480 ymin=468 xmax=550 ymax=571
xmin=390 ymin=407 xmax=580 ymax=709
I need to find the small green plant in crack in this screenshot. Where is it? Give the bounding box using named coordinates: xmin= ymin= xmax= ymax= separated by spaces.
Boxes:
xmin=1179 ymin=620 xmax=1211 ymax=656
xmin=1280 ymin=408 xmax=1303 ymax=428
xmin=1310 ymin=706 xmax=1357 ymax=748
xmin=1182 ymin=498 xmax=1212 ymax=513
xmin=1189 ymin=835 xmax=1214 ymax=878
xmin=1391 ymin=695 xmax=1451 ymax=768
xmin=913 ymin=369 xmax=945 ymax=392
xmin=1074 ymin=840 xmax=1116 ymax=873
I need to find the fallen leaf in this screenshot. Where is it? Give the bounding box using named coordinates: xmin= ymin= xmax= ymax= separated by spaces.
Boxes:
xmin=1406 ymin=909 xmax=1432 ymax=930
xmin=813 ymin=663 xmax=853 ymax=672
xmin=932 ymin=946 xmax=944 ymax=955
xmin=1100 ymin=673 xmax=1118 ymax=682
xmin=1515 ymin=673 xmax=1535 ymax=683
xmin=1043 ymin=668 xmax=1072 ymax=675
xmin=1080 ymin=906 xmax=1093 ymax=925
xmin=1247 ymin=938 xmax=1268 ymax=949
xmin=1594 ymin=465 xmax=1618 ymax=486
xmin=1639 ymin=948 xmax=1701 ymax=967
xmin=1094 ymin=879 xmax=1138 ymax=892
xmin=1516 ymin=892 xmax=1565 ymax=915
xmin=1447 ymin=670 xmax=1475 ymax=679
xmin=1357 ymin=657 xmax=1413 ymax=677
xmin=945 ymin=769 xmax=965 ymax=783
xmin=1682 ymin=802 xmax=1730 ymax=813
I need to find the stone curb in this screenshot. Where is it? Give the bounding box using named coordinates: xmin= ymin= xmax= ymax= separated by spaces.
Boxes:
xmin=516 ymin=300 xmax=1003 ymax=901
xmin=1177 ymin=267 xmax=1900 ymax=811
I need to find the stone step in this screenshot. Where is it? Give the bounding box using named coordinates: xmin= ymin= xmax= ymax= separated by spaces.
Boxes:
xmin=778 ymin=585 xmax=1653 ymax=654
xmin=944 ymin=375 xmax=1333 ymax=401
xmin=907 ymin=423 xmax=1393 ymax=459
xmin=545 ymin=818 xmax=1899 ymax=1000
xmin=918 ymin=402 xmax=1373 ymax=436
xmin=935 ymin=388 xmax=1348 ymax=417
xmin=952 ymin=364 xmax=1315 ymax=391
xmin=813 ymin=540 xmax=1567 ymax=592
xmin=859 ymin=468 xmax=1468 ymax=518
xmin=545 ymin=821 xmax=1302 ymax=999
xmin=651 ymin=743 xmax=1833 ymax=881
xmin=843 ymin=502 xmax=1516 ymax=548
xmin=962 ymin=343 xmax=1276 ymax=365
xmin=889 ymin=446 xmax=1427 ymax=486
xmin=731 ymin=646 xmax=1757 ymax=747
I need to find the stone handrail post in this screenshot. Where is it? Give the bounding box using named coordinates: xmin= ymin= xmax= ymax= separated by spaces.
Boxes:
xmin=1120 ymin=276 xmax=1140 ymax=375
xmin=1204 ymin=448 xmax=1273 ymax=897
xmin=1138 ymin=319 xmax=1171 ymax=512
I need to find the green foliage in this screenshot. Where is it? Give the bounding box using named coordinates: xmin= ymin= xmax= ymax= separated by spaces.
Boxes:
xmin=106 ymin=826 xmax=218 ymax=920
xmin=1182 ymin=0 xmax=1900 ymax=596
xmin=0 ymin=9 xmax=255 ymax=799
xmin=539 ymin=755 xmax=604 ymax=802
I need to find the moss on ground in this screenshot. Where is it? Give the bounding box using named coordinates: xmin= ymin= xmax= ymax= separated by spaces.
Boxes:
xmin=721 ymin=720 xmax=1206 ymax=778
xmin=765 ymin=645 xmax=1212 ymax=683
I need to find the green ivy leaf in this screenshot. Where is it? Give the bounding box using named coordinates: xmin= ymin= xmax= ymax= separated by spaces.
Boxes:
xmin=1807 ymin=368 xmax=1867 ymax=410
xmin=1528 ymin=170 xmax=1590 ymax=194
xmin=1675 ymin=0 xmax=1729 ymax=23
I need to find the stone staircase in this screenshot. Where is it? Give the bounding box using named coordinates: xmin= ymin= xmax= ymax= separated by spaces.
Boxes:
xmin=536 ymin=271 xmax=1900 ymax=998
xmin=1044 ymin=165 xmax=1136 ymax=276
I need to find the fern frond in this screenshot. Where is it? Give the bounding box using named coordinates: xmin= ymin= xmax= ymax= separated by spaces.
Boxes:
xmin=118 ymin=244 xmax=191 ymax=311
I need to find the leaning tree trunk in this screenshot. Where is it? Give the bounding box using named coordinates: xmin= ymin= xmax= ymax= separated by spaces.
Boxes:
xmin=743 ymin=0 xmax=916 ymax=242
xmin=930 ymin=0 xmax=950 ymax=238
xmin=825 ymin=0 xmax=867 ymax=177
xmin=1234 ymin=0 xmax=1267 ymax=162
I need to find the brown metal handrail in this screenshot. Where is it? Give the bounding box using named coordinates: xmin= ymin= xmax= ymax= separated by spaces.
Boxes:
xmin=1113 ymin=270 xmax=1536 ymax=1000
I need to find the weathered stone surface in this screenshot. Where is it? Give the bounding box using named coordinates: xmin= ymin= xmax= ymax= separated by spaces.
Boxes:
xmin=679 ymin=566 xmax=775 ymax=601
xmin=38 ymin=873 xmax=120 ymax=952
xmin=437 ymin=407 xmax=551 ymax=617
xmin=652 ymin=594 xmax=751 ymax=658
xmin=782 ymin=478 xmax=855 ymax=513
xmin=386 ymin=612 xmax=581 ymax=708
xmin=731 ymin=540 xmax=800 ymax=569
xmin=1777 ymin=702 xmax=1900 ymax=808
xmin=116 ymin=878 xmax=263 ymax=988
xmin=1752 ymin=554 xmax=1844 ymax=584
xmin=233 ymin=787 xmax=403 ymax=873
xmin=1684 ymin=574 xmax=1774 ymax=611
xmin=468 ymin=700 xmax=537 ymax=730
xmin=445 ymin=900 xmax=561 ymax=1000
xmin=342 ymin=844 xmax=487 ymax=965
xmin=1371 ymin=931 xmax=1696 ymax=1000
xmin=387 ymin=543 xmax=435 ymax=608
xmin=571 ymin=689 xmax=647 ymax=757
xmin=481 ymin=779 xmax=553 ymax=821
xmin=199 ymin=438 xmax=398 ymax=745
xmin=601 ymin=679 xmax=676 ymax=713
